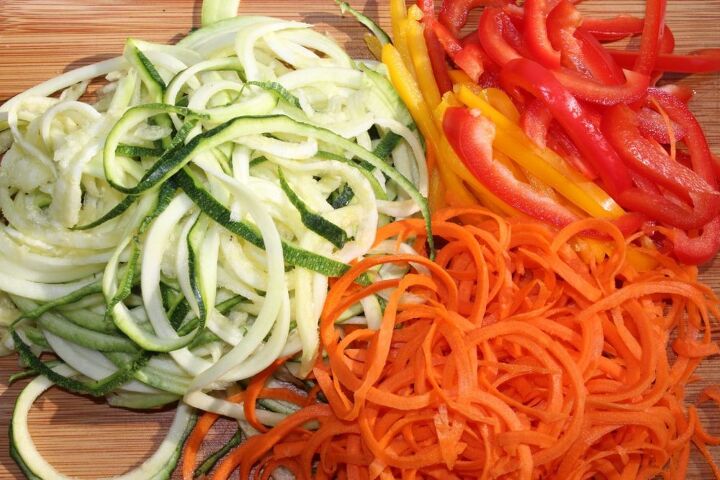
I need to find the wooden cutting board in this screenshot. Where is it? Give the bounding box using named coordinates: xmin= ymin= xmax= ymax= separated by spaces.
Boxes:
xmin=0 ymin=0 xmax=718 ymax=478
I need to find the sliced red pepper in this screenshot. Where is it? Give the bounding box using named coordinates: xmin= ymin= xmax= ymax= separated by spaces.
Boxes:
xmin=634 ymin=0 xmax=667 ymax=75
xmin=500 ymin=9 xmax=530 ymax=57
xmin=478 ymin=7 xmax=523 ymax=66
xmin=574 ymin=29 xmax=625 ymax=84
xmin=423 ymin=26 xmax=454 ymax=94
xmin=416 ymin=0 xmax=435 ymax=15
xmin=579 ymin=15 xmax=645 ymax=42
xmin=636 ymin=107 xmax=685 ymax=144
xmin=499 ymin=58 xmax=634 ymax=196
xmin=658 ymin=84 xmax=694 ymax=103
xmin=546 ymin=0 xmax=585 ymax=70
xmin=672 ymin=217 xmax=720 ymax=265
xmin=552 ymin=67 xmax=649 ymax=105
xmin=649 ymin=89 xmax=718 ymax=188
xmin=454 ymin=44 xmax=486 ymax=82
xmin=546 ymin=123 xmax=598 ymax=180
xmin=443 ymin=106 xmax=581 ymax=227
xmin=520 ymin=99 xmax=553 ymax=148
xmin=608 ymin=49 xmax=720 ymax=74
xmin=546 ymin=1 xmax=625 ymax=85
xmin=523 ymin=0 xmax=562 ymax=68
xmin=659 ymin=24 xmax=675 ymax=54
xmin=482 ymin=7 xmax=648 ymax=105
xmin=602 ymin=104 xmax=720 ymax=230
xmin=430 ymin=19 xmax=485 ymax=83
xmin=648 ymin=88 xmax=720 ymax=264
xmin=438 ymin=0 xmax=504 ymax=35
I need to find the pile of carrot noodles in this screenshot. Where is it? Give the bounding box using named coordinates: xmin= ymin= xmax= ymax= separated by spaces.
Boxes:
xmin=195 ymin=207 xmax=720 ymax=479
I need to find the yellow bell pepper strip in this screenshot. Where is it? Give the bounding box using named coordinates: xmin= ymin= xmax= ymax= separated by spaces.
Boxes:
xmin=480 ymin=88 xmax=521 ymax=124
xmin=383 ymin=43 xmax=516 ymax=214
xmin=405 ymin=6 xmax=442 ymax=109
xmin=390 ymin=0 xmax=415 ymax=73
xmin=448 ymin=69 xmax=473 ymax=85
xmin=382 ymin=43 xmax=475 ymax=208
xmin=456 ymin=85 xmax=625 ymax=220
xmin=448 ymin=71 xmax=522 ymax=123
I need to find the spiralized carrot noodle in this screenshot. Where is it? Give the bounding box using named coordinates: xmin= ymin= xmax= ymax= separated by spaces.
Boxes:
xmin=212 ymin=207 xmax=720 ymax=480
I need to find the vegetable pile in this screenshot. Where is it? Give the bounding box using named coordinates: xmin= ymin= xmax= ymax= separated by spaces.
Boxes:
xmin=382 ymin=0 xmax=720 ymax=265
xmin=201 ymin=208 xmax=720 ymax=479
xmin=0 ymin=8 xmax=428 ymax=478
xmin=1 ymin=0 xmax=720 ymax=479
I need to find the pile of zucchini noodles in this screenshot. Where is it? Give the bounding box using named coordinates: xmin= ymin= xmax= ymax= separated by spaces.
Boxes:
xmin=0 ymin=6 xmax=428 ymax=478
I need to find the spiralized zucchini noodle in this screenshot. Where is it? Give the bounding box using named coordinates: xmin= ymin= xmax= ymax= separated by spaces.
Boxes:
xmin=0 ymin=10 xmax=428 ymax=479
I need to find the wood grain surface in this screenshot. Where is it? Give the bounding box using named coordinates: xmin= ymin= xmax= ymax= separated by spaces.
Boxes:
xmin=0 ymin=0 xmax=719 ymax=478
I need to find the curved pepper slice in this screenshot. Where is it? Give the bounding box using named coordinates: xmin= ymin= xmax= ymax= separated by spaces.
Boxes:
xmin=523 ymin=0 xmax=562 ymax=68
xmin=499 ymin=58 xmax=634 ymax=195
xmin=482 ymin=8 xmax=649 ymax=105
xmin=649 ymin=88 xmax=720 ymax=264
xmin=603 ymin=104 xmax=720 ymax=230
xmin=430 ymin=18 xmax=485 ymax=82
xmin=634 ymin=0 xmax=667 ymax=75
xmin=609 ymin=49 xmax=720 ymax=74
xmin=579 ymin=15 xmax=644 ymax=42
xmin=438 ymin=0 xmax=501 ymax=35
xmin=443 ymin=106 xmax=581 ymax=227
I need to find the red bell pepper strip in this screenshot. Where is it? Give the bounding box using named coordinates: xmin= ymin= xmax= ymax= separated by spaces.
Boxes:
xmin=648 ymin=88 xmax=720 ymax=264
xmin=634 ymin=0 xmax=667 ymax=75
xmin=438 ymin=0 xmax=503 ymax=35
xmin=523 ymin=0 xmax=562 ymax=68
xmin=478 ymin=7 xmax=522 ymax=66
xmin=430 ymin=18 xmax=485 ymax=83
xmin=431 ymin=18 xmax=462 ymax=57
xmin=498 ymin=58 xmax=633 ymax=196
xmin=546 ymin=123 xmax=598 ymax=180
xmin=659 ymin=24 xmax=675 ymax=53
xmin=552 ymin=67 xmax=649 ymax=105
xmin=416 ymin=0 xmax=434 ymax=15
xmin=546 ymin=0 xmax=584 ymax=68
xmin=454 ymin=44 xmax=486 ymax=82
xmin=443 ymin=106 xmax=581 ymax=227
xmin=416 ymin=0 xmax=454 ymax=93
xmin=648 ymin=89 xmax=718 ymax=189
xmin=579 ymin=15 xmax=644 ymax=42
xmin=636 ymin=107 xmax=685 ymax=144
xmin=574 ymin=29 xmax=625 ymax=84
xmin=673 ymin=217 xmax=720 ymax=265
xmin=546 ymin=1 xmax=625 ymax=85
xmin=483 ymin=7 xmax=648 ymax=105
xmin=423 ymin=27 xmax=454 ymax=93
xmin=608 ymin=49 xmax=720 ymax=74
xmin=658 ymin=84 xmax=694 ymax=103
xmin=602 ymin=104 xmax=720 ymax=230
xmin=500 ymin=9 xmax=530 ymax=57
xmin=520 ymin=99 xmax=553 ymax=148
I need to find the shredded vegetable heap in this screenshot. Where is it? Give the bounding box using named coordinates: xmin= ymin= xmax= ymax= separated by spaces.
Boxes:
xmin=0 ymin=13 xmax=428 ymax=479
xmin=382 ymin=0 xmax=720 ymax=265
xmin=209 ymin=208 xmax=720 ymax=480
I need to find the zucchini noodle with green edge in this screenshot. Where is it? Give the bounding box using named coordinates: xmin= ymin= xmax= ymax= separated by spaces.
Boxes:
xmin=0 ymin=5 xmax=430 ymax=478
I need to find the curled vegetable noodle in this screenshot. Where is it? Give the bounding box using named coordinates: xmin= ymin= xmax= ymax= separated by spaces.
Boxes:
xmin=0 ymin=9 xmax=428 ymax=478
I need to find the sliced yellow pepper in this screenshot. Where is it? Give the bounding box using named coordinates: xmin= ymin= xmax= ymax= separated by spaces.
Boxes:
xmin=482 ymin=88 xmax=521 ymax=124
xmin=456 ymin=85 xmax=625 ymax=220
xmin=405 ymin=8 xmax=442 ymax=109
xmin=383 ymin=44 xmax=514 ymax=213
xmin=389 ymin=0 xmax=415 ymax=74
